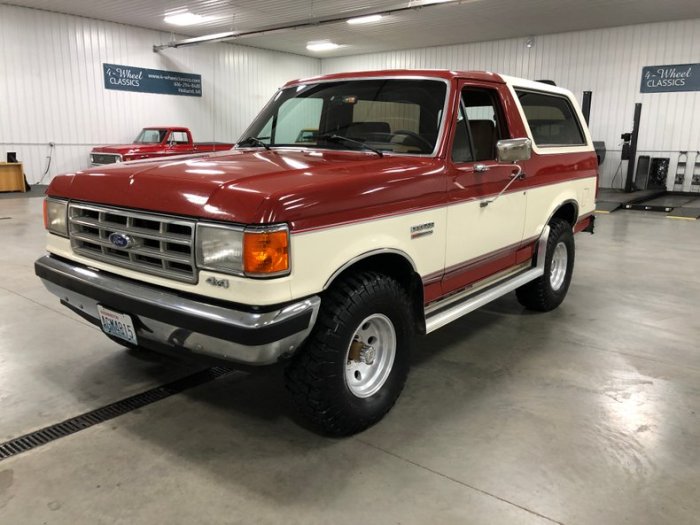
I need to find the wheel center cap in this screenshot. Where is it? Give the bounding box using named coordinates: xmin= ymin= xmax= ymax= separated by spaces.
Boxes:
xmin=360 ymin=346 xmax=376 ymax=365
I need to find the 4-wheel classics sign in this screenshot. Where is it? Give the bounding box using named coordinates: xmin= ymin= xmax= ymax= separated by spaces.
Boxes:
xmin=641 ymin=63 xmax=700 ymax=93
xmin=103 ymin=63 xmax=202 ymax=97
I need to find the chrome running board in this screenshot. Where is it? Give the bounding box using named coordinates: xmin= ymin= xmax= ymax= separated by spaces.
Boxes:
xmin=424 ymin=226 xmax=550 ymax=334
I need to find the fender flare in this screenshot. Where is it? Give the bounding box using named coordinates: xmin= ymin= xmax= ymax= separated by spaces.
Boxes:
xmin=545 ymin=198 xmax=579 ymax=227
xmin=322 ymin=248 xmax=418 ymax=290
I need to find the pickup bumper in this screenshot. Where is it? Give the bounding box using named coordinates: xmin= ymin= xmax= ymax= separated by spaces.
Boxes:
xmin=34 ymin=255 xmax=320 ymax=365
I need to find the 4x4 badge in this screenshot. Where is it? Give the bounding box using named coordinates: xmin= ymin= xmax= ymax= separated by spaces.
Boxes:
xmin=206 ymin=276 xmax=230 ymax=289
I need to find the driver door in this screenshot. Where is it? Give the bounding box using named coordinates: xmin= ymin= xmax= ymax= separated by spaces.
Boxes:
xmin=165 ymin=130 xmax=192 ymax=155
xmin=442 ymin=82 xmax=527 ymax=293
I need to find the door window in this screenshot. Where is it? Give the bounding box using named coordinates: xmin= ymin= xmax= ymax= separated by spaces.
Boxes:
xmin=451 ymin=103 xmax=473 ymax=163
xmin=461 ymin=88 xmax=507 ymax=161
xmin=169 ymin=131 xmax=189 ymax=144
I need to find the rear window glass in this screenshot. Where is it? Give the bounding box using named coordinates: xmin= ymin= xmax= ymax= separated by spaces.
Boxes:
xmin=516 ymin=90 xmax=586 ymax=147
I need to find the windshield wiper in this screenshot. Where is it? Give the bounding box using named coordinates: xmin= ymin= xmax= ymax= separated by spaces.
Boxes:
xmin=319 ymin=134 xmax=383 ymax=158
xmin=238 ymin=136 xmax=271 ymax=150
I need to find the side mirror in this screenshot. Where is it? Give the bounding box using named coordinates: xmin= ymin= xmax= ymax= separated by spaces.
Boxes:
xmin=496 ymin=138 xmax=532 ymax=163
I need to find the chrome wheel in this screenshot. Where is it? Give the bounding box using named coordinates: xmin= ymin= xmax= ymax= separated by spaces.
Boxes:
xmin=345 ymin=313 xmax=397 ymax=399
xmin=549 ymin=241 xmax=568 ymax=291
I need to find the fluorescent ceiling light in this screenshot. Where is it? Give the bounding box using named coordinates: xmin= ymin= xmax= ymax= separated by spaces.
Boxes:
xmin=164 ymin=11 xmax=208 ymax=26
xmin=306 ymin=41 xmax=341 ymax=52
xmin=347 ymin=14 xmax=383 ymax=25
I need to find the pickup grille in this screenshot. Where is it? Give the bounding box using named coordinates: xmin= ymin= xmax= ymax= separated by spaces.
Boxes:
xmin=68 ymin=203 xmax=197 ymax=283
xmin=90 ymin=153 xmax=121 ymax=165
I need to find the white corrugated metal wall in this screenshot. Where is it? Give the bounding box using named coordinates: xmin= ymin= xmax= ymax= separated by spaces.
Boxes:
xmin=0 ymin=4 xmax=320 ymax=183
xmin=2 ymin=4 xmax=699 ymax=189
xmin=322 ymin=19 xmax=700 ymax=189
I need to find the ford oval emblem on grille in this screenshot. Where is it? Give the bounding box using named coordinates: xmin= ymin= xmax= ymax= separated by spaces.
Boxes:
xmin=108 ymin=232 xmax=134 ymax=249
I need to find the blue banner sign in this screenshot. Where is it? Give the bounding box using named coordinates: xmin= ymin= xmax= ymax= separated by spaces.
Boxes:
xmin=641 ymin=63 xmax=700 ymax=93
xmin=103 ymin=63 xmax=202 ymax=97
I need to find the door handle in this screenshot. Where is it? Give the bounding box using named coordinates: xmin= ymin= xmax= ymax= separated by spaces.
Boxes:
xmin=474 ymin=163 xmax=490 ymax=173
xmin=510 ymin=166 xmax=526 ymax=179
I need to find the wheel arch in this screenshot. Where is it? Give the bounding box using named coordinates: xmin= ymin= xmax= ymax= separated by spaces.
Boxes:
xmin=323 ymin=249 xmax=425 ymax=332
xmin=548 ymin=199 xmax=579 ymax=227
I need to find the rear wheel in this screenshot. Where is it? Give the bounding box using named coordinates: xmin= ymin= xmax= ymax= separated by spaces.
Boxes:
xmin=285 ymin=272 xmax=413 ymax=436
xmin=516 ymin=218 xmax=575 ymax=311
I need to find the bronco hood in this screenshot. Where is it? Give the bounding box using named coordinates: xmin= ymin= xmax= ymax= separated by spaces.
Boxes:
xmin=48 ymin=149 xmax=446 ymax=229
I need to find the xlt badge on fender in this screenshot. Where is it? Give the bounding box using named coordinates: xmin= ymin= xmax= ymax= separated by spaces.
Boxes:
xmin=411 ymin=222 xmax=435 ymax=239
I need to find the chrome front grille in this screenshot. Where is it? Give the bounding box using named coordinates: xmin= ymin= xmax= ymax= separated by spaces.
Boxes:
xmin=68 ymin=203 xmax=197 ymax=283
xmin=90 ymin=153 xmax=121 ymax=165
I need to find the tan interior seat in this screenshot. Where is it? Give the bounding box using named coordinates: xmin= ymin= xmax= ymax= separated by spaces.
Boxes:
xmin=469 ymin=120 xmax=496 ymax=161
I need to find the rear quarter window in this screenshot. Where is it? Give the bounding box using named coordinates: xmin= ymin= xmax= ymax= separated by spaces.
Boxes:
xmin=515 ymin=90 xmax=586 ymax=147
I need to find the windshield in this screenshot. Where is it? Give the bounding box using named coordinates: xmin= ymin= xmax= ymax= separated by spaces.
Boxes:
xmin=133 ymin=129 xmax=167 ymax=144
xmin=240 ymin=79 xmax=448 ymax=155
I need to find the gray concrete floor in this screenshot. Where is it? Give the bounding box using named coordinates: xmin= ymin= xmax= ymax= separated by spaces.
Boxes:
xmin=1 ymin=197 xmax=699 ymax=524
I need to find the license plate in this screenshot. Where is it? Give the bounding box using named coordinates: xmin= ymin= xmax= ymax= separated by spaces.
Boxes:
xmin=97 ymin=305 xmax=138 ymax=345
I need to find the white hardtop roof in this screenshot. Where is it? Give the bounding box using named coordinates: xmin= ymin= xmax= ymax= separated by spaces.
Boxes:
xmin=499 ymin=75 xmax=576 ymax=98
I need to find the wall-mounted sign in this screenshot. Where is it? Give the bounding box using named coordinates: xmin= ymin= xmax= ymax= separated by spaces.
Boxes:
xmin=103 ymin=63 xmax=202 ymax=97
xmin=641 ymin=63 xmax=700 ymax=93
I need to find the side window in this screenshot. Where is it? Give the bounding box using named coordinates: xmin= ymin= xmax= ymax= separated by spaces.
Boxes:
xmin=169 ymin=131 xmax=189 ymax=144
xmin=451 ymin=103 xmax=473 ymax=163
xmin=516 ymin=90 xmax=585 ymax=146
xmin=462 ymin=88 xmax=507 ymax=161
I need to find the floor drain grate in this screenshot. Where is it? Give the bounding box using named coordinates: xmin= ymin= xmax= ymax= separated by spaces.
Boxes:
xmin=0 ymin=366 xmax=233 ymax=461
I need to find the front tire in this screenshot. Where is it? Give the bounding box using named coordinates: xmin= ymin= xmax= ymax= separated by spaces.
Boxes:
xmin=285 ymin=272 xmax=413 ymax=436
xmin=516 ymin=218 xmax=575 ymax=311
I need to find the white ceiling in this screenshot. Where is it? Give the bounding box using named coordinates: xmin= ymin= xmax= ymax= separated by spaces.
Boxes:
xmin=7 ymin=0 xmax=700 ymax=57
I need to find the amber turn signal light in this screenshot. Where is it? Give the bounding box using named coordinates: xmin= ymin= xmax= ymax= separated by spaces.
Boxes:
xmin=42 ymin=198 xmax=49 ymax=229
xmin=243 ymin=229 xmax=289 ymax=276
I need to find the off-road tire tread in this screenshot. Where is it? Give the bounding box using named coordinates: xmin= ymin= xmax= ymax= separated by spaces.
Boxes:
xmin=285 ymin=271 xmax=412 ymax=436
xmin=516 ymin=218 xmax=575 ymax=312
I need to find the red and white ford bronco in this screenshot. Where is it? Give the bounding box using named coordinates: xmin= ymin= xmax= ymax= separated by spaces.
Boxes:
xmin=36 ymin=70 xmax=596 ymax=435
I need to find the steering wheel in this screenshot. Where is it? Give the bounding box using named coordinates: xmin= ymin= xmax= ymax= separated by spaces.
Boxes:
xmin=391 ymin=130 xmax=434 ymax=152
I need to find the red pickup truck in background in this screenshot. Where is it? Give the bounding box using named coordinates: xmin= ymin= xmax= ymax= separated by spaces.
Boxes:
xmin=89 ymin=127 xmax=234 ymax=165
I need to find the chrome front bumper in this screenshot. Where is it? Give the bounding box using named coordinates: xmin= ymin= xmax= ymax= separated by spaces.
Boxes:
xmin=35 ymin=255 xmax=320 ymax=365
